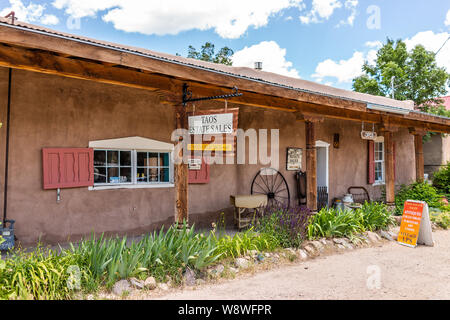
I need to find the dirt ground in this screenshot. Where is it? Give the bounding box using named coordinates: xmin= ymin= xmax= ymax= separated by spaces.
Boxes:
xmin=156 ymin=230 xmax=450 ymax=300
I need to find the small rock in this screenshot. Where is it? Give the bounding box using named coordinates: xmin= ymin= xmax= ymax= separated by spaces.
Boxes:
xmin=129 ymin=277 xmax=144 ymax=290
xmin=196 ymin=279 xmax=206 ymax=286
xmin=264 ymin=253 xmax=271 ymax=258
xmin=285 ymin=248 xmax=297 ymax=256
xmin=319 ymin=238 xmax=327 ymax=246
xmin=235 ymin=257 xmax=250 ymax=269
xmin=112 ymin=280 xmax=131 ymax=296
xmin=249 ymin=250 xmax=258 ymax=257
xmin=310 ymin=241 xmax=324 ymax=252
xmin=213 ymin=264 xmax=225 ymax=275
xmin=366 ymin=231 xmax=382 ymax=244
xmin=256 ymin=253 xmax=265 ymax=262
xmin=183 ymin=267 xmax=197 ymax=286
xmin=229 ymin=267 xmax=239 ymax=274
xmin=158 ymin=283 xmax=170 ymax=291
xmin=379 ymin=230 xmax=394 ymax=241
xmin=144 ymin=277 xmax=157 ymax=290
xmin=337 ymin=244 xmax=346 ymax=250
xmin=393 ymin=216 xmax=402 ymax=225
xmin=304 ymin=245 xmax=317 ymax=255
xmin=298 ymin=249 xmax=308 ymax=260
xmin=333 ymin=238 xmax=346 ymax=245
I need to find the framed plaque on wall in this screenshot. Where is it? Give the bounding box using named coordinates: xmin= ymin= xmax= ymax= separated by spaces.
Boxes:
xmin=286 ymin=147 xmax=302 ymax=171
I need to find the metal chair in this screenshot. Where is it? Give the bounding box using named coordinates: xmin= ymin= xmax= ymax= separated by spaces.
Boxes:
xmin=347 ymin=186 xmax=371 ymax=205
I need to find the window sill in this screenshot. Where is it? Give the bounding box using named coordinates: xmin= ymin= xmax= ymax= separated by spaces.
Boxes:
xmin=88 ymin=183 xmax=174 ymax=191
xmin=372 ymin=182 xmax=385 ymax=186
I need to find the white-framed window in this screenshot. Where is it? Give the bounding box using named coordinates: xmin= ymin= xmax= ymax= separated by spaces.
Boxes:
xmin=89 ymin=137 xmax=175 ymax=190
xmin=374 ymin=137 xmax=385 ymax=184
xmin=93 ymin=150 xmax=173 ymax=187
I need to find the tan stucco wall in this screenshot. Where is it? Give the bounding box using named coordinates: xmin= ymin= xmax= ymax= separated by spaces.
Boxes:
xmin=0 ymin=67 xmax=417 ymax=244
xmin=424 ymin=134 xmax=450 ymax=176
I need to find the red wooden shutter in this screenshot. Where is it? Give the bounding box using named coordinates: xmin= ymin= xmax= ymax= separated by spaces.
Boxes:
xmin=368 ymin=140 xmax=375 ymax=184
xmin=42 ymin=148 xmax=94 ymax=189
xmin=188 ymin=157 xmax=210 ymax=184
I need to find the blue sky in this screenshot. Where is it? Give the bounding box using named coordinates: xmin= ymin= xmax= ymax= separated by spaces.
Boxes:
xmin=1 ymin=0 xmax=450 ymax=92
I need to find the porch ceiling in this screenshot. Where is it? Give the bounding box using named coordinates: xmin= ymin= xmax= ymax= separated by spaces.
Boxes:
xmin=0 ymin=19 xmax=449 ymax=133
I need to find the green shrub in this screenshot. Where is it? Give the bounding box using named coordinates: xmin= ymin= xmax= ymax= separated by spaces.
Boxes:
xmin=256 ymin=205 xmax=313 ymax=248
xmin=307 ymin=208 xmax=365 ymax=239
xmin=432 ymin=162 xmax=450 ymax=197
xmin=0 ymin=245 xmax=91 ymax=300
xmin=357 ymin=202 xmax=395 ymax=231
xmin=394 ymin=182 xmax=443 ymax=215
xmin=70 ymin=222 xmax=221 ymax=287
xmin=430 ymin=207 xmax=450 ymax=229
xmin=213 ymin=228 xmax=278 ymax=259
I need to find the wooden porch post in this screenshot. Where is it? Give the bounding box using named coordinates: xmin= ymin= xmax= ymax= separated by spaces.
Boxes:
xmin=305 ymin=120 xmax=318 ymax=211
xmin=383 ymin=130 xmax=395 ymax=205
xmin=409 ymin=128 xmax=426 ymax=182
xmin=175 ymin=104 xmax=188 ymax=224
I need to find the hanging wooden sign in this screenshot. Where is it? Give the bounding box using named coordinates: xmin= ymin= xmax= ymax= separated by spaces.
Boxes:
xmin=188 ymin=113 xmax=234 ymax=135
xmin=187 ymin=108 xmax=239 ymax=158
xmin=361 ymin=131 xmax=378 ymax=140
xmin=397 ymin=200 xmax=434 ymax=248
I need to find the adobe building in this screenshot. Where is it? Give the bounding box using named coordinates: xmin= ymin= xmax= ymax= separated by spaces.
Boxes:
xmin=0 ymin=17 xmax=449 ymax=244
xmin=423 ymin=96 xmax=450 ymax=176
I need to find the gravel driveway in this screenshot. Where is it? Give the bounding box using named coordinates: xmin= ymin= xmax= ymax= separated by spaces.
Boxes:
xmin=157 ymin=230 xmax=450 ymax=300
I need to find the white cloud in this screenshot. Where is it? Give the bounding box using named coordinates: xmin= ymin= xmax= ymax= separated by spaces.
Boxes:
xmin=336 ymin=0 xmax=358 ymax=27
xmin=300 ymin=0 xmax=342 ymax=24
xmin=0 ymin=0 xmax=59 ymax=25
xmin=232 ymin=41 xmax=300 ymax=78
xmin=445 ymin=10 xmax=450 ymax=26
xmin=404 ymin=31 xmax=450 ymax=73
xmin=41 ymin=14 xmax=59 ymax=25
xmin=312 ymin=49 xmax=377 ymax=83
xmin=365 ymin=40 xmax=382 ymax=48
xmin=52 ymin=0 xmax=305 ymax=39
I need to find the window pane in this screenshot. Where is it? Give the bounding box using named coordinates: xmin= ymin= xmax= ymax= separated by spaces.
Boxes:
xmin=108 ymin=167 xmax=119 ymax=183
xmin=120 ymin=167 xmax=132 ymax=183
xmin=137 ymin=152 xmax=147 ymax=167
xmin=120 ymin=151 xmax=131 ymax=166
xmin=137 ymin=167 xmax=148 ymax=183
xmin=107 ymin=151 xmax=119 ymax=166
xmin=94 ymin=150 xmax=106 ymax=166
xmin=149 ymin=168 xmax=158 ymax=182
xmin=148 ymin=153 xmax=158 ymax=167
xmin=160 ymin=168 xmax=169 ymax=182
xmin=94 ymin=167 xmax=106 ymax=183
xmin=160 ymin=153 xmax=169 ymax=167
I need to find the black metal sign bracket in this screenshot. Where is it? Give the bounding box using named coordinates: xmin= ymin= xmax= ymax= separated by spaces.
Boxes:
xmin=182 ymin=83 xmax=243 ymax=107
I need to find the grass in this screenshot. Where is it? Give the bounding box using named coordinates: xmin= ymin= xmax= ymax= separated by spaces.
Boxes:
xmin=307 ymin=202 xmax=395 ymax=240
xmin=0 ymin=202 xmax=399 ymax=300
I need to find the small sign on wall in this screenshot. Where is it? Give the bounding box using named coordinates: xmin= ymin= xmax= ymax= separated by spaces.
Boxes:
xmin=188 ymin=158 xmax=202 ymax=170
xmin=286 ymin=147 xmax=302 ymax=171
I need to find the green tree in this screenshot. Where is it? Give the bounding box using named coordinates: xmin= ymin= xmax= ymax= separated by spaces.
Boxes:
xmin=353 ymin=38 xmax=450 ymax=115
xmin=187 ymin=42 xmax=234 ymax=66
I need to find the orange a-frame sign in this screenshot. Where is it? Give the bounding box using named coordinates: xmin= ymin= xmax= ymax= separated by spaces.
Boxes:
xmin=398 ymin=200 xmax=433 ymax=248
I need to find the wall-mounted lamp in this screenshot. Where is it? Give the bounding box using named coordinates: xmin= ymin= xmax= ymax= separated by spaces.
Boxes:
xmin=333 ymin=134 xmax=340 ymax=149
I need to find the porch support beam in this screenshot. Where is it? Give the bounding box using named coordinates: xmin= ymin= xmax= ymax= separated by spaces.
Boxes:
xmin=383 ymin=130 xmax=396 ymax=205
xmin=174 ymin=104 xmax=188 ymax=224
xmin=305 ymin=116 xmax=322 ymax=212
xmin=409 ymin=128 xmax=427 ymax=182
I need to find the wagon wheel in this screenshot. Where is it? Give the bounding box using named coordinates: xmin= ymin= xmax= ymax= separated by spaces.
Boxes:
xmin=251 ymin=168 xmax=290 ymax=208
